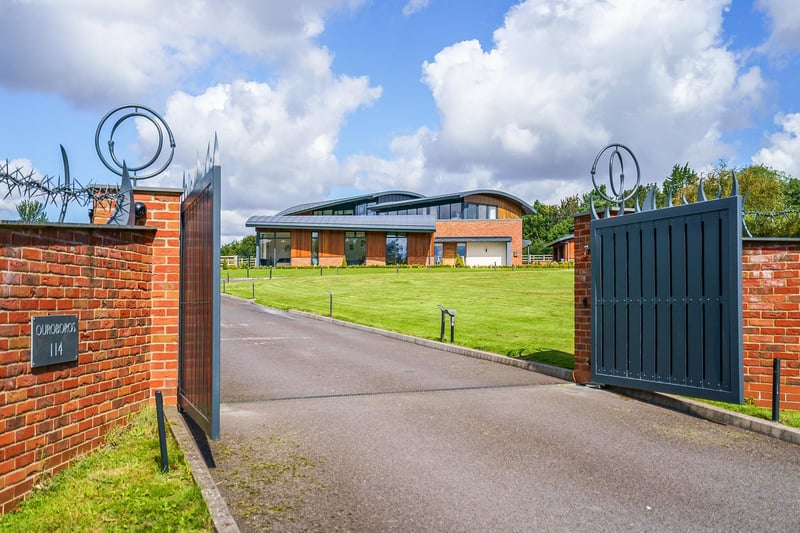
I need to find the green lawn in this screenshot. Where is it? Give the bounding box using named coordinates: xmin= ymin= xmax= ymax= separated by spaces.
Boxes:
xmin=0 ymin=407 xmax=212 ymax=532
xmin=223 ymin=266 xmax=575 ymax=369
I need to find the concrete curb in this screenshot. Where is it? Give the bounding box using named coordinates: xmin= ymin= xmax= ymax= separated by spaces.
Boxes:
xmin=608 ymin=387 xmax=800 ymax=446
xmin=165 ymin=406 xmax=240 ymax=532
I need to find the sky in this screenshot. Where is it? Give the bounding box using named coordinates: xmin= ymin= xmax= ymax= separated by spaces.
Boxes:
xmin=1 ymin=0 xmax=799 ymax=243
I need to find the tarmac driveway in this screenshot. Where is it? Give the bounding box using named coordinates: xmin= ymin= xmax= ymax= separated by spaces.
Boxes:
xmin=209 ymin=295 xmax=800 ymax=532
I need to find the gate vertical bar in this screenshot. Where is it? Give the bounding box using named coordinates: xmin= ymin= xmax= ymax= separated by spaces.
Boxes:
xmin=178 ymin=141 xmax=221 ymax=440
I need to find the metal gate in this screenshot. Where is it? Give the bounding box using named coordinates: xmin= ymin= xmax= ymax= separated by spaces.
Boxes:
xmin=589 ymin=145 xmax=743 ymax=403
xmin=178 ymin=140 xmax=221 ymax=439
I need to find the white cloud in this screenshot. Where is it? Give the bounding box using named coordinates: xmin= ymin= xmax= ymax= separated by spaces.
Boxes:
xmin=752 ymin=113 xmax=800 ymax=176
xmin=403 ymin=0 xmax=430 ymax=17
xmin=0 ymin=0 xmax=365 ymax=106
xmin=152 ymin=75 xmax=381 ymax=239
xmin=757 ymin=0 xmax=800 ymax=53
xmin=0 ymin=0 xmax=778 ymax=240
xmin=413 ymin=0 xmax=763 ymax=199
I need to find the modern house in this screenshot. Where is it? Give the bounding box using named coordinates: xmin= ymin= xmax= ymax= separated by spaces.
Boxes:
xmin=246 ymin=190 xmax=535 ymax=267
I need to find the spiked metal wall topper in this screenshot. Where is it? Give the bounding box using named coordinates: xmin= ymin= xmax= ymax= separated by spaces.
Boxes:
xmin=182 ymin=133 xmax=219 ymax=200
xmin=589 ymin=144 xmax=749 ymax=232
xmin=1 ymin=104 xmax=175 ymax=225
xmin=0 ymin=146 xmax=119 ymax=223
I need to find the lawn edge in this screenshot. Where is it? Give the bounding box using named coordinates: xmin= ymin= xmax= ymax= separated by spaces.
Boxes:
xmin=165 ymin=406 xmax=240 ymax=532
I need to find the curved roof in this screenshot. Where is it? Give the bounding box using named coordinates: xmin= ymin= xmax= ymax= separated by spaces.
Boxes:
xmin=276 ymin=189 xmax=535 ymax=216
xmin=276 ymin=190 xmax=425 ymax=216
xmin=367 ymin=189 xmax=536 ymax=215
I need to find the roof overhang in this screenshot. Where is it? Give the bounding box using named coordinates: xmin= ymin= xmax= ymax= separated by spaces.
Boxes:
xmin=246 ymin=215 xmax=437 ymax=233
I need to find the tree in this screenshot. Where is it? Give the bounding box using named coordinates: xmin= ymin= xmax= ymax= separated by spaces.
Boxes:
xmin=220 ymin=234 xmax=257 ymax=257
xmin=522 ymin=198 xmax=582 ymax=255
xmin=664 ymin=162 xmax=798 ymax=237
xmin=16 ymin=199 xmax=47 ymax=222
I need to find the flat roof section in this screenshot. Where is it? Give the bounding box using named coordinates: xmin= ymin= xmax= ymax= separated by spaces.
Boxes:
xmin=246 ymin=215 xmax=437 ymax=233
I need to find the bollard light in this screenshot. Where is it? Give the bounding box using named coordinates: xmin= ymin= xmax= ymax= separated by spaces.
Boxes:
xmin=437 ymin=305 xmax=456 ymax=342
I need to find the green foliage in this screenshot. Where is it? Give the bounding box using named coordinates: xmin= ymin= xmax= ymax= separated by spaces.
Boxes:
xmin=663 ymin=162 xmax=798 ymax=237
xmin=523 ymin=196 xmax=581 ymax=255
xmin=15 ymin=199 xmax=48 ymax=222
xmin=221 ymin=234 xmax=257 ymax=257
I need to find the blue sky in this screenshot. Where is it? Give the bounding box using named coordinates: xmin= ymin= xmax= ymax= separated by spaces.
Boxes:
xmin=1 ymin=0 xmax=799 ymax=242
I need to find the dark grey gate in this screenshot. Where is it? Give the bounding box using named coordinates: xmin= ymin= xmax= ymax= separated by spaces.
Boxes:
xmin=178 ymin=140 xmax=221 ymax=439
xmin=589 ymin=145 xmax=743 ymax=403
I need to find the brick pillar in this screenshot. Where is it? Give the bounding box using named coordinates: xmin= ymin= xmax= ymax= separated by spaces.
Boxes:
xmin=134 ymin=187 xmax=182 ymax=406
xmin=742 ymin=241 xmax=800 ymax=409
xmin=573 ymin=213 xmax=592 ymax=384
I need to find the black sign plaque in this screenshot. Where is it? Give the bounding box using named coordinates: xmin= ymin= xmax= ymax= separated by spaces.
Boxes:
xmin=31 ymin=315 xmax=79 ymax=368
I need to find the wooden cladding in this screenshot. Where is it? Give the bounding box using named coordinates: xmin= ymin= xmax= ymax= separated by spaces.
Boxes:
xmin=463 ymin=193 xmax=524 ymax=219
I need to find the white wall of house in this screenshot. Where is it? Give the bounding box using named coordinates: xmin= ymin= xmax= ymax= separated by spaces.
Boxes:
xmin=466 ymin=242 xmax=506 ymax=266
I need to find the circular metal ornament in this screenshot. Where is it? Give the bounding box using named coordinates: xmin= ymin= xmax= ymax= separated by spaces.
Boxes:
xmin=95 ymin=104 xmax=175 ymax=181
xmin=590 ymin=143 xmax=641 ymax=205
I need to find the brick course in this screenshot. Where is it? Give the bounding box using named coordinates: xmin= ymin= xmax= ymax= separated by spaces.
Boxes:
xmin=0 ymin=188 xmax=181 ymax=513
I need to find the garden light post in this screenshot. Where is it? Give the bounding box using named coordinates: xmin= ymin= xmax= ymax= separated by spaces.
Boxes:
xmin=437 ymin=305 xmax=456 ymax=343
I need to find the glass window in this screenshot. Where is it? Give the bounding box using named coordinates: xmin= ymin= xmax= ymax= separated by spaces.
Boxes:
xmin=463 ymin=203 xmax=477 ymax=219
xmin=311 ymin=231 xmax=319 ymax=266
xmin=478 ymin=204 xmax=487 ymax=219
xmin=450 ymin=203 xmax=462 ymax=219
xmin=488 ymin=205 xmax=498 ymax=219
xmin=345 ymin=231 xmax=366 ymax=265
xmin=355 ymin=203 xmax=366 ymax=215
xmin=258 ymin=232 xmax=274 ymax=266
xmin=275 ymin=232 xmax=291 ymax=265
xmin=457 ymin=242 xmax=466 ymax=261
xmin=386 ymin=233 xmax=408 ymax=265
xmin=434 ymin=243 xmax=443 ymax=265
xmin=259 ymin=231 xmax=292 ymax=266
xmin=438 ymin=204 xmax=450 ymax=219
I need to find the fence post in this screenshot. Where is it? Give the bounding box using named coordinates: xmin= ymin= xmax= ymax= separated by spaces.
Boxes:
xmin=155 ymin=391 xmax=169 ymax=473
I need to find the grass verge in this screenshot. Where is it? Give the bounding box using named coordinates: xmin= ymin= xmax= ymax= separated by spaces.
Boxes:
xmin=0 ymin=407 xmax=212 ymax=532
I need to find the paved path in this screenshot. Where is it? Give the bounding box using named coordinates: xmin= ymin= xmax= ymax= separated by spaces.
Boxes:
xmin=209 ymin=296 xmax=800 ymax=532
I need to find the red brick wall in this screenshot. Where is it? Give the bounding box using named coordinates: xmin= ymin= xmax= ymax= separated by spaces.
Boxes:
xmin=435 ymin=219 xmax=524 ymax=266
xmin=573 ymin=215 xmax=800 ymax=410
xmin=573 ymin=214 xmax=592 ymax=384
xmin=0 ymin=188 xmax=181 ymax=513
xmin=742 ymin=241 xmax=800 ymax=409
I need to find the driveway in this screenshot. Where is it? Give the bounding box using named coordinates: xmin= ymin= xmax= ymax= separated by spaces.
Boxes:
xmin=209 ymin=295 xmax=800 ymax=532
